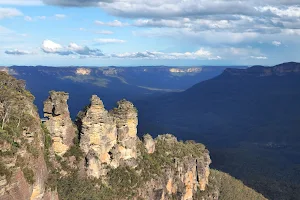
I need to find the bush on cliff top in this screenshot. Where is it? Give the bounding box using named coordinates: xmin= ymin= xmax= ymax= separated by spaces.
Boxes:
xmin=195 ymin=169 xmax=267 ymax=200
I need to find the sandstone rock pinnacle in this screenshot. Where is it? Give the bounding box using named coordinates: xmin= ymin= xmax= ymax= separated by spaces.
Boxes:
xmin=77 ymin=95 xmax=117 ymax=178
xmin=77 ymin=96 xmax=138 ymax=178
xmin=143 ymin=134 xmax=155 ymax=154
xmin=43 ymin=91 xmax=76 ymax=156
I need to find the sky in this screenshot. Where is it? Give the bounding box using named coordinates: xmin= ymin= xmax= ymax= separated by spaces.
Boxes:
xmin=0 ymin=0 xmax=300 ymax=66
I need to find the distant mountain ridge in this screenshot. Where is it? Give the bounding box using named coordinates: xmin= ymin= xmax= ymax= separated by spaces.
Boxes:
xmin=2 ymin=65 xmax=235 ymax=118
xmin=223 ymin=62 xmax=300 ymax=77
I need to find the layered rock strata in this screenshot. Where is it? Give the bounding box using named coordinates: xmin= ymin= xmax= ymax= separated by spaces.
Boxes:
xmin=0 ymin=73 xmax=59 ymax=200
xmin=43 ymin=91 xmax=76 ymax=156
xmin=76 ymin=96 xmax=138 ymax=178
xmin=137 ymin=135 xmax=211 ymax=200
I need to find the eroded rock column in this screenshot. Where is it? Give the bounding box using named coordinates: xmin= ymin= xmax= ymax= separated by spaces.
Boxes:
xmin=43 ymin=91 xmax=76 ymax=156
xmin=110 ymin=100 xmax=138 ymax=168
xmin=77 ymin=95 xmax=117 ymax=178
xmin=77 ymin=96 xmax=139 ymax=178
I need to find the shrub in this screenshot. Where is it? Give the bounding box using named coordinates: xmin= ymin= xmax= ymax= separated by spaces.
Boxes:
xmin=22 ymin=167 xmax=35 ymax=185
xmin=0 ymin=162 xmax=12 ymax=181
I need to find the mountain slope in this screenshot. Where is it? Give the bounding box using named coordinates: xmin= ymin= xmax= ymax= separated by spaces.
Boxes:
xmin=136 ymin=62 xmax=300 ymax=200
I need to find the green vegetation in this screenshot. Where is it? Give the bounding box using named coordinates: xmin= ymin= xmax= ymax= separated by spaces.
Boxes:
xmin=0 ymin=162 xmax=12 ymax=181
xmin=107 ymin=166 xmax=141 ymax=198
xmin=57 ymin=168 xmax=142 ymax=200
xmin=64 ymin=136 xmax=83 ymax=162
xmin=0 ymin=72 xmax=36 ymax=144
xmin=26 ymin=144 xmax=39 ymax=158
xmin=42 ymin=123 xmax=55 ymax=174
xmin=195 ymin=169 xmax=267 ymax=200
xmin=22 ymin=167 xmax=35 ymax=185
xmin=56 ymin=139 xmax=208 ymax=200
xmin=137 ymin=137 xmax=207 ymax=184
xmin=0 ymin=72 xmax=40 ymax=187
xmin=62 ymin=76 xmax=109 ymax=88
xmin=57 ymin=173 xmax=115 ymax=200
xmin=57 ymin=165 xmax=142 ymax=199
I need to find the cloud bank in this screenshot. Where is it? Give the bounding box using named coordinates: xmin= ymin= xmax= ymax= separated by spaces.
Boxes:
xmin=40 ymin=40 xmax=220 ymax=60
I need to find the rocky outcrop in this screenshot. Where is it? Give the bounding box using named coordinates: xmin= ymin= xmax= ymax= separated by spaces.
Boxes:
xmin=143 ymin=134 xmax=155 ymax=154
xmin=77 ymin=95 xmax=117 ymax=178
xmin=77 ymin=96 xmax=138 ymax=178
xmin=170 ymin=68 xmax=202 ymax=73
xmin=43 ymin=91 xmax=76 ymax=156
xmin=137 ymin=134 xmax=211 ymax=200
xmin=110 ymin=99 xmax=138 ymax=167
xmin=76 ymin=68 xmax=91 ymax=75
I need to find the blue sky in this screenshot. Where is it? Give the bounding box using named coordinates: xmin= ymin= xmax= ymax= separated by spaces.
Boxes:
xmin=1 ymin=0 xmax=300 ymax=66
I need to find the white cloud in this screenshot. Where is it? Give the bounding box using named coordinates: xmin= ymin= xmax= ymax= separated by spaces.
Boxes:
xmin=95 ymin=20 xmax=128 ymax=27
xmin=134 ymin=28 xmax=259 ymax=45
xmin=94 ymin=30 xmax=114 ymax=34
xmin=250 ymin=56 xmax=268 ymax=59
xmin=55 ymin=14 xmax=66 ymax=19
xmin=258 ymin=6 xmax=300 ymax=18
xmin=41 ymin=40 xmax=104 ymax=56
xmin=4 ymin=49 xmax=33 ymax=55
xmin=133 ymin=19 xmax=183 ymax=28
xmin=37 ymin=16 xmax=46 ymax=20
xmin=0 ymin=0 xmax=42 ymax=6
xmin=0 ymin=25 xmax=13 ymax=34
xmin=0 ymin=7 xmax=22 ymax=19
xmin=24 ymin=16 xmax=33 ymax=21
xmin=111 ymin=49 xmax=220 ymax=60
xmin=41 ymin=41 xmax=65 ymax=55
xmin=95 ymin=38 xmax=126 ymax=44
xmin=272 ymin=41 xmax=282 ymax=46
xmin=40 ymin=39 xmax=220 ymax=60
xmin=42 ymin=40 xmax=65 ymax=54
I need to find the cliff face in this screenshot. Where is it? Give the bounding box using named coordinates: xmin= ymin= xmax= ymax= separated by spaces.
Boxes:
xmin=138 ymin=135 xmax=211 ymax=200
xmin=110 ymin=99 xmax=138 ymax=167
xmin=0 ymin=72 xmax=58 ymax=200
xmin=77 ymin=95 xmax=118 ymax=178
xmin=76 ymin=95 xmax=138 ymax=178
xmin=48 ymin=92 xmax=211 ymax=199
xmin=43 ymin=91 xmax=76 ymax=156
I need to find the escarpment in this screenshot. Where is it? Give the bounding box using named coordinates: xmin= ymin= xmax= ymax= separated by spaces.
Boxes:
xmin=0 ymin=72 xmax=267 ymax=200
xmin=0 ymin=72 xmax=58 ymax=200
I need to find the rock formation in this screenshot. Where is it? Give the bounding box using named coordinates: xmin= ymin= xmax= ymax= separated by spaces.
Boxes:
xmin=137 ymin=134 xmax=211 ymax=200
xmin=143 ymin=134 xmax=155 ymax=154
xmin=110 ymin=99 xmax=138 ymax=167
xmin=43 ymin=91 xmax=76 ymax=156
xmin=0 ymin=72 xmax=59 ymax=200
xmin=77 ymin=96 xmax=138 ymax=178
xmin=77 ymin=95 xmax=117 ymax=178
